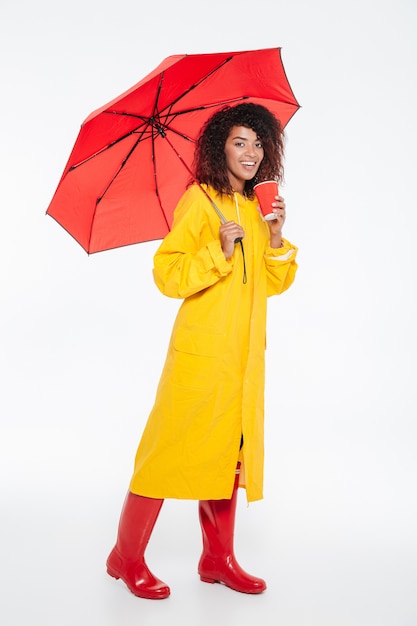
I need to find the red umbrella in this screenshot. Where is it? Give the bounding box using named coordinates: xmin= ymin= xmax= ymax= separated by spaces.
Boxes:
xmin=46 ymin=47 xmax=300 ymax=253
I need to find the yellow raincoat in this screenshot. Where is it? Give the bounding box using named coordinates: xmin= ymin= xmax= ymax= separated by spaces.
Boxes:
xmin=129 ymin=184 xmax=298 ymax=503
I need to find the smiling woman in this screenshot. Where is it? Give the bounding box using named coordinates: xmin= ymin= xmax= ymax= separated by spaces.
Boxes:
xmin=106 ymin=102 xmax=298 ymax=599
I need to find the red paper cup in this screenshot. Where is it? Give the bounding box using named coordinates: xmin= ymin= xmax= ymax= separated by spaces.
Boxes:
xmin=253 ymin=180 xmax=279 ymax=220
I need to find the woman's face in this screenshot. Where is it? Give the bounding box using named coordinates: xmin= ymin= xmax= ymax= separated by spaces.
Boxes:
xmin=224 ymin=125 xmax=264 ymax=193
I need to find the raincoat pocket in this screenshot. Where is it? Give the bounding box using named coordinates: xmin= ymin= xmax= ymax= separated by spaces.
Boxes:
xmin=172 ymin=328 xmax=225 ymax=389
xmin=174 ymin=328 xmax=224 ymax=357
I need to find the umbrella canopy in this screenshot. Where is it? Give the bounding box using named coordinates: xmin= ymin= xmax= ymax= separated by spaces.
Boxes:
xmin=46 ymin=47 xmax=300 ymax=253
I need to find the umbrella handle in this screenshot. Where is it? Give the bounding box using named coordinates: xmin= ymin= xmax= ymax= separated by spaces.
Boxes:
xmin=202 ymin=184 xmax=246 ymax=284
xmin=202 ymin=189 xmax=242 ymax=245
xmin=198 ymin=184 xmax=241 ymax=245
xmin=205 ymin=191 xmax=242 ymax=245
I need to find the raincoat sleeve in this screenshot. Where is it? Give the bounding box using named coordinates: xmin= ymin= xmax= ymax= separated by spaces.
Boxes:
xmin=152 ymin=188 xmax=233 ymax=299
xmin=264 ymin=237 xmax=298 ymax=296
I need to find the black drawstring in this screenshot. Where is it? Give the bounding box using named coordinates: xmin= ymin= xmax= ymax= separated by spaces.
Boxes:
xmin=234 ymin=237 xmax=247 ymax=284
xmin=239 ymin=240 xmax=247 ymax=284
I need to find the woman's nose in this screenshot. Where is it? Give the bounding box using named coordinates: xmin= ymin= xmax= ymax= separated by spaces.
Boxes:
xmin=245 ymin=145 xmax=257 ymax=156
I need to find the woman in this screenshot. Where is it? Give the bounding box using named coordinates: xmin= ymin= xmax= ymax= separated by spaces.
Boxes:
xmin=106 ymin=102 xmax=298 ymax=599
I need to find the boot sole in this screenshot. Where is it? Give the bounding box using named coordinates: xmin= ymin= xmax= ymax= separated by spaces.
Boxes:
xmin=199 ymin=574 xmax=266 ymax=594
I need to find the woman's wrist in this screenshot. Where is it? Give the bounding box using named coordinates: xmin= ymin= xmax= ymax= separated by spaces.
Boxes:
xmin=270 ymin=233 xmax=283 ymax=248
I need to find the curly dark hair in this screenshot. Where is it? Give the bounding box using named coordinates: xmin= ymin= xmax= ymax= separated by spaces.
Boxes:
xmin=192 ymin=102 xmax=285 ymax=198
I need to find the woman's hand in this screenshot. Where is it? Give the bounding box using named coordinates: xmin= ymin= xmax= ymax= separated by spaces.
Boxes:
xmin=267 ymin=195 xmax=286 ymax=248
xmin=220 ymin=221 xmax=245 ymax=259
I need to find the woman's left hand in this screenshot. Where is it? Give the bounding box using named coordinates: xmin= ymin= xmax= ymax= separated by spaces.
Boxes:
xmin=267 ymin=195 xmax=286 ymax=247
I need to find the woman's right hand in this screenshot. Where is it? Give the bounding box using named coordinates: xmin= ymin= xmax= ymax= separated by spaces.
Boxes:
xmin=219 ymin=221 xmax=245 ymax=259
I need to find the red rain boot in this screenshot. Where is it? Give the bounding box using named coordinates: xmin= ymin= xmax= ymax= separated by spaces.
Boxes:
xmin=106 ymin=492 xmax=170 ymax=599
xmin=198 ymin=464 xmax=267 ymax=594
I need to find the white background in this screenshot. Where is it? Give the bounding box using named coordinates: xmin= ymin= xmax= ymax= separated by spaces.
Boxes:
xmin=1 ymin=1 xmax=416 ymax=625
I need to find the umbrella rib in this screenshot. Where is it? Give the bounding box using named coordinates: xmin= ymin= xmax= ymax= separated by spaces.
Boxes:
xmin=163 ymin=97 xmax=247 ymax=119
xmin=87 ymin=132 xmax=143 ymax=251
xmin=159 ymin=94 xmax=299 ymax=124
xmin=158 ymin=57 xmax=234 ymax=112
xmin=150 ymin=127 xmax=170 ymax=233
xmin=95 ymin=133 xmax=144 ymax=204
xmin=69 ymin=119 xmax=151 ymax=170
